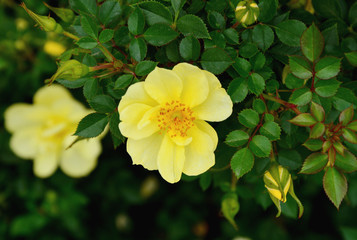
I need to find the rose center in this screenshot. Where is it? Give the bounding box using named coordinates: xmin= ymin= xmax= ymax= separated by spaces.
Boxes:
xmin=157 ymin=100 xmax=195 ymax=138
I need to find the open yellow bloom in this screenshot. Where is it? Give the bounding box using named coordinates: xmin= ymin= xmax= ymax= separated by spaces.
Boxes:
xmin=118 ymin=63 xmax=233 ymax=183
xmin=4 ymin=85 xmax=102 ymax=178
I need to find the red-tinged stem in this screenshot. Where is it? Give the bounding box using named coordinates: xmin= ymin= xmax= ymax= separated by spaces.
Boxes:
xmin=90 ymin=63 xmax=114 ymax=71
xmin=310 ymin=71 xmax=316 ymax=92
xmin=231 ymin=21 xmax=240 ymax=28
xmin=247 ymin=113 xmax=265 ymax=147
xmin=262 ymin=93 xmax=301 ymax=115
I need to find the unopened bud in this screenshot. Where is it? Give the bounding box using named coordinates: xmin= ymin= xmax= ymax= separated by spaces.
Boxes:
xmin=264 ymin=164 xmax=291 ymax=202
xmin=47 ymin=60 xmax=89 ymax=84
xmin=235 ymin=0 xmax=259 ymax=26
xmin=43 ymin=3 xmax=75 ymax=23
xmin=20 ymin=2 xmax=63 ymax=33
xmin=44 ymin=41 xmax=66 ymax=57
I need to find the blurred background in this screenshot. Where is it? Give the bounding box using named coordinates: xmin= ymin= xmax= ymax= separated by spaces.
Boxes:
xmin=1 ymin=0 xmax=357 ymax=239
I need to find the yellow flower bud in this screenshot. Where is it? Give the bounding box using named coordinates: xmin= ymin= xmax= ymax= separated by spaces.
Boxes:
xmin=47 ymin=60 xmax=89 ymax=84
xmin=43 ymin=2 xmax=75 ymax=23
xmin=235 ymin=0 xmax=260 ymax=26
xmin=264 ymin=164 xmax=292 ymax=202
xmin=20 ymin=2 xmax=63 ymax=33
xmin=44 ymin=41 xmax=66 ymax=57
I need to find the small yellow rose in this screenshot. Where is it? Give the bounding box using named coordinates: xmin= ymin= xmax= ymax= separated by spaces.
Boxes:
xmin=44 ymin=41 xmax=66 ymax=57
xmin=4 ymin=85 xmax=102 ymax=178
xmin=118 ymin=63 xmax=233 ymax=183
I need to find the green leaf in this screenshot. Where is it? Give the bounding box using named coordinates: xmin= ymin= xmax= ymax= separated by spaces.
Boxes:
xmin=323 ymin=167 xmax=347 ymax=209
xmin=81 ymin=15 xmax=98 ymax=39
xmin=135 ymin=61 xmax=158 ymax=76
xmin=227 ymin=78 xmax=248 ymax=103
xmin=231 ymin=147 xmax=254 ymax=179
xmin=289 ymin=113 xmax=317 ymax=127
xmin=176 ymin=14 xmax=210 ymax=39
xmin=258 ymin=0 xmax=277 ymax=22
xmin=311 ymin=101 xmax=325 ymax=122
xmin=239 ymin=42 xmax=259 ymax=58
xmin=238 ymin=109 xmax=260 ymax=128
xmin=339 ymin=105 xmax=354 ymax=126
xmin=315 ymin=57 xmax=341 ymax=79
xmin=223 ymin=28 xmax=239 ymax=45
xmin=99 ymin=29 xmax=114 ymax=43
xmin=76 ymin=37 xmax=98 ymax=49
xmin=179 ymin=35 xmax=200 ymax=61
xmin=310 ymin=122 xmax=325 ymax=138
xmin=314 ymin=78 xmax=341 ymax=98
xmin=165 ymin=40 xmax=180 ymax=62
xmin=253 ymin=98 xmax=266 ymax=114
xmin=312 ymin=0 xmax=344 ymax=19
xmin=335 ymin=151 xmax=357 ymax=173
xmin=171 ymin=0 xmax=186 ymax=14
xmin=264 ymin=113 xmax=274 ymax=122
xmin=98 ymin=0 xmax=122 ymax=26
xmin=232 ymin=58 xmax=251 ymax=77
xmin=225 ymin=130 xmax=249 ymax=147
xmin=75 ymin=113 xmax=108 ymax=138
xmin=252 ymin=24 xmax=274 ymax=51
xmin=342 ymin=128 xmax=357 ymax=144
xmin=89 ymin=95 xmax=116 ymax=113
xmin=303 ymin=138 xmax=323 ymax=151
xmin=347 ymin=120 xmax=357 ymax=131
xmin=248 ymin=73 xmax=265 ymax=96
xmin=251 ymin=52 xmax=266 ymax=71
xmin=114 ymin=74 xmax=133 ymax=89
xmin=275 ymin=20 xmax=306 ymax=47
xmin=200 ymin=48 xmax=233 ymax=74
xmin=300 ymin=153 xmax=328 ymax=174
xmin=109 ymin=111 xmax=124 ymax=143
xmin=345 ymin=52 xmax=357 ymax=67
xmin=300 ymin=23 xmax=324 ymax=63
xmin=289 ymin=56 xmax=312 ymax=79
xmin=144 ymin=24 xmax=178 ymax=46
xmin=249 ymin=135 xmax=272 ymax=157
xmin=69 ymin=0 xmax=97 ymax=15
xmin=83 ymin=78 xmax=98 ymax=100
xmin=139 ymin=1 xmax=172 ymax=25
xmin=260 ymin=122 xmax=281 ymax=141
xmin=289 ymin=87 xmax=312 ymax=106
xmin=114 ymin=27 xmax=130 ymax=46
xmin=10 ymin=213 xmax=47 ymax=237
xmin=129 ymin=38 xmax=147 ymax=62
xmin=128 ymin=7 xmax=145 ymax=35
xmin=221 ymin=193 xmax=239 ymax=230
xmin=199 ymin=172 xmax=212 ymax=191
xmin=207 ymin=11 xmax=225 ymax=29
xmin=332 ymin=88 xmax=357 ymax=112
xmin=278 ymin=149 xmax=302 ymax=170
xmin=285 ymin=73 xmax=305 ymax=89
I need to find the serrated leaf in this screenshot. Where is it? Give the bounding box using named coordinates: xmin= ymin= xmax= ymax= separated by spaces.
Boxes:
xmin=310 ymin=122 xmax=325 ymax=138
xmin=83 ymin=78 xmax=98 ymax=100
xmin=98 ymin=0 xmax=122 ymax=26
xmin=252 ymin=24 xmax=274 ymax=51
xmin=289 ymin=113 xmax=317 ymax=126
xmin=179 ymin=35 xmax=200 ymax=61
xmin=323 ymin=167 xmax=347 ymax=209
xmin=171 ymin=0 xmax=186 ymax=14
xmin=223 ymin=28 xmax=239 ymax=45
xmin=109 ymin=111 xmax=124 ymax=141
xmin=335 ymin=151 xmax=357 ymax=173
xmin=176 ymin=14 xmax=210 ymax=39
xmin=259 ymin=122 xmax=281 ymax=141
xmin=225 ymin=130 xmax=249 ymax=147
xmin=200 ymin=48 xmax=232 ymax=74
xmin=89 ymin=95 xmax=116 ymax=113
xmin=221 ymin=193 xmax=239 ymax=230
xmin=258 ymin=0 xmax=277 ymax=22
xmin=314 ymin=78 xmax=341 ymax=98
xmin=114 ymin=74 xmax=133 ymax=89
xmin=303 ymin=138 xmax=323 ymax=151
xmin=128 ymin=7 xmax=145 ymax=35
xmin=278 ymin=149 xmax=302 ymax=170
xmin=207 ymin=11 xmax=225 ymax=30
xmin=289 ymin=87 xmax=312 ymax=106
xmin=251 ymin=52 xmax=266 ymax=71
xmin=231 ymin=147 xmax=254 ymax=179
xmin=275 ymin=20 xmax=306 ymax=47
xmin=332 ymin=88 xmax=357 ymax=112
xmin=289 ymin=56 xmax=313 ymax=79
xmin=339 ymin=105 xmax=354 ymax=126
xmin=342 ymin=128 xmax=357 ymax=144
xmin=77 ymin=37 xmax=98 ymax=49
xmin=347 ymin=120 xmax=357 ymax=131
xmin=227 ymin=78 xmax=248 ymax=103
xmin=139 ymin=1 xmax=172 ymax=25
xmin=248 ymin=73 xmax=265 ymax=96
xmin=300 ymin=152 xmax=328 ymax=174
xmin=99 ymin=29 xmax=114 ymax=43
xmin=315 ymin=57 xmax=341 ymax=79
xmin=239 ymin=42 xmax=258 ymax=58
xmin=75 ymin=113 xmax=108 ymax=138
xmin=144 ymin=24 xmax=178 ymax=46
xmin=249 ymin=135 xmax=272 ymax=157
xmin=238 ymin=109 xmax=260 ymax=128
xmin=69 ymin=0 xmax=97 ymax=15
xmin=311 ymin=101 xmax=325 ymax=122
xmin=312 ymin=0 xmax=344 ymax=19
xmin=345 ymin=52 xmax=357 ymax=67
xmin=253 ymin=99 xmax=266 ymax=114
xmin=301 ymin=23 xmax=324 ymax=63
xmin=199 ymin=172 xmax=212 ymax=191
xmin=232 ymin=58 xmax=251 ymax=77
xmin=81 ymin=15 xmax=98 ymax=39
xmin=129 ymin=38 xmax=147 ymax=62
xmin=135 ymin=61 xmax=158 ymax=76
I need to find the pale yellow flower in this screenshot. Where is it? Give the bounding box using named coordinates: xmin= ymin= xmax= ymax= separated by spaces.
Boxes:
xmin=118 ymin=63 xmax=233 ymax=183
xmin=4 ymin=85 xmax=102 ymax=178
xmin=44 ymin=41 xmax=66 ymax=57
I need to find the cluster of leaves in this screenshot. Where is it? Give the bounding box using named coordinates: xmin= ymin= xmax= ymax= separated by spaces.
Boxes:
xmin=12 ymin=0 xmax=357 ymax=230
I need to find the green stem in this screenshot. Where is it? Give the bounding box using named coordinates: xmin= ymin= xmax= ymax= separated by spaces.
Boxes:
xmin=98 ymin=43 xmax=116 ymax=62
xmin=262 ymin=93 xmax=301 ymax=115
xmin=63 ymin=31 xmax=79 ymax=41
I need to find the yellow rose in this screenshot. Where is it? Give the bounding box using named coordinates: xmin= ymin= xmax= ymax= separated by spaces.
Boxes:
xmin=118 ymin=63 xmax=233 ymax=183
xmin=4 ymin=85 xmax=102 ymax=178
xmin=44 ymin=41 xmax=66 ymax=57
